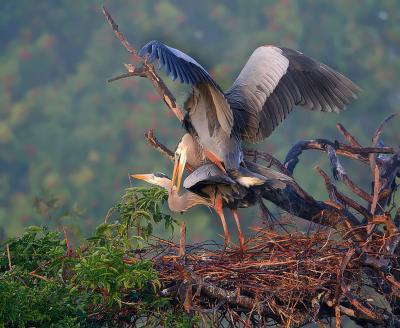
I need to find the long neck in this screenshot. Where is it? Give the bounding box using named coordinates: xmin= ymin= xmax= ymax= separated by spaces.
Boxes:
xmin=168 ymin=189 xmax=210 ymax=213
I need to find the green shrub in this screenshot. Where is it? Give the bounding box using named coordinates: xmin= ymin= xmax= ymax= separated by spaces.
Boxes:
xmin=0 ymin=187 xmax=195 ymax=327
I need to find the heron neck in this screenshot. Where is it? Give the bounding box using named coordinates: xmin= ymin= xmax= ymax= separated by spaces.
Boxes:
xmin=168 ymin=190 xmax=209 ymax=213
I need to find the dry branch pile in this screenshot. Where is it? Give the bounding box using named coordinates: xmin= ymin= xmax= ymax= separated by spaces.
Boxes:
xmin=103 ymin=7 xmax=400 ymax=326
xmin=154 ymin=230 xmax=357 ymax=326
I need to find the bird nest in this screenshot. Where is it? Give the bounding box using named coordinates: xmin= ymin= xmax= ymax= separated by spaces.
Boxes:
xmin=150 ymin=224 xmax=398 ymax=327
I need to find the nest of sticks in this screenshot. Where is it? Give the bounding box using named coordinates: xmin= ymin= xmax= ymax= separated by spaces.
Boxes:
xmin=155 ymin=229 xmax=357 ymax=327
xmin=148 ymin=223 xmax=397 ymax=327
xmin=102 ymin=7 xmax=400 ymax=326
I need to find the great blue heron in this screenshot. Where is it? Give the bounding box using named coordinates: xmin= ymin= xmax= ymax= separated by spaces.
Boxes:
xmin=133 ymin=159 xmax=292 ymax=250
xmin=139 ymin=41 xmax=360 ymax=178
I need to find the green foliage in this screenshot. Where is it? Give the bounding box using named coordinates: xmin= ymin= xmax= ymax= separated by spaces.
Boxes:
xmin=0 ymin=188 xmax=193 ymax=327
xmin=115 ymin=186 xmax=177 ymax=242
xmin=0 ymin=228 xmax=89 ymax=327
xmin=0 ymin=226 xmax=65 ymax=272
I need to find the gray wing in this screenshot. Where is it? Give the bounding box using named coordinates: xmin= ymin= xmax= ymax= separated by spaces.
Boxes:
xmin=241 ymin=160 xmax=294 ymax=189
xmin=226 ymin=46 xmax=360 ymax=143
xmin=183 ymin=164 xmax=236 ymax=190
xmin=243 ymin=160 xmax=293 ymax=182
xmin=139 ymin=40 xmax=233 ymax=135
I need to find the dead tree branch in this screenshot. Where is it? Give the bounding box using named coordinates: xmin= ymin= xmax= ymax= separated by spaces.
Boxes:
xmin=102 ymin=6 xmax=184 ymax=122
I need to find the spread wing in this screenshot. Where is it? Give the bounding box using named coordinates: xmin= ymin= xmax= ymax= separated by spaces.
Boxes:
xmin=226 ymin=46 xmax=361 ymax=143
xmin=139 ymin=40 xmax=233 ymax=135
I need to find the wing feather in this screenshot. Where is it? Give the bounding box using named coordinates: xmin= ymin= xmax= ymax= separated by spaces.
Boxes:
xmin=139 ymin=40 xmax=220 ymax=89
xmin=226 ymin=45 xmax=360 ymax=142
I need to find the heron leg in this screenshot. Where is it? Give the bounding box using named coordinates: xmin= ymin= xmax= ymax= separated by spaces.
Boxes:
xmin=203 ymin=149 xmax=227 ymax=174
xmin=215 ymin=195 xmax=230 ymax=248
xmin=231 ymin=208 xmax=245 ymax=251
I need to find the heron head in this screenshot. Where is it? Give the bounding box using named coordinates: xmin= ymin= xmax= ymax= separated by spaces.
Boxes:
xmin=131 ymin=172 xmax=172 ymax=190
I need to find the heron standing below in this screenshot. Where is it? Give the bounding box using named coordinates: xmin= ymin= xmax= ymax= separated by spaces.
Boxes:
xmin=132 ymin=159 xmax=292 ymax=250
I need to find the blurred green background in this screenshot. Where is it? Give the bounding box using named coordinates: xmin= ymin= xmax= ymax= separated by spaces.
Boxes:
xmin=1 ymin=0 xmax=399 ymax=242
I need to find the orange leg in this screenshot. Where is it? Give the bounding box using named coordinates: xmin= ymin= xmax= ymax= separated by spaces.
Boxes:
xmin=204 ymin=149 xmax=227 ymax=174
xmin=231 ymin=208 xmax=245 ymax=251
xmin=214 ymin=195 xmax=230 ymax=247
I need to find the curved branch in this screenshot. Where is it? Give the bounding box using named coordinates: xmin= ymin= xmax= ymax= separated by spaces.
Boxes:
xmin=284 ymin=139 xmax=394 ymax=174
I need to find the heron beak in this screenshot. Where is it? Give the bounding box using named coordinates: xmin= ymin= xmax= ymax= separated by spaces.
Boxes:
xmin=171 ymin=150 xmax=187 ymax=193
xmin=176 ymin=150 xmax=187 ymax=193
xmin=171 ymin=155 xmax=179 ymax=189
xmin=131 ymin=174 xmax=152 ymax=182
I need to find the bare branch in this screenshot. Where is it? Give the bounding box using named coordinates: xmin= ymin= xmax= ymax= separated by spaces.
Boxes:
xmin=107 ymin=67 xmax=147 ymax=82
xmin=103 ymin=6 xmax=184 ymax=122
xmin=6 ymin=243 xmax=12 ymax=271
xmin=244 ymin=149 xmax=289 ymax=175
xmin=144 ymin=129 xmax=174 ymax=161
xmin=179 ymin=222 xmax=186 ymax=258
xmin=371 ymin=165 xmax=380 ymax=215
xmin=316 ymin=166 xmax=372 ymax=220
xmin=102 ymin=7 xmax=140 ymax=57
xmin=370 ymin=113 xmax=398 ymax=172
xmin=336 ymin=123 xmax=362 ymax=147
xmin=284 ymin=139 xmax=394 ymax=174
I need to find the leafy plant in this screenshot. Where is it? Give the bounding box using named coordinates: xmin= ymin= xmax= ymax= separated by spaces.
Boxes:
xmin=0 ymin=188 xmax=191 ymax=327
xmin=115 ymin=187 xmax=177 ymax=245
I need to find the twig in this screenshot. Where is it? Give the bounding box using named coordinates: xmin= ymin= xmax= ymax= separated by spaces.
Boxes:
xmin=315 ymin=166 xmax=371 ymax=220
xmin=107 ymin=67 xmax=147 ymax=82
xmin=103 ymin=7 xmax=184 ymax=122
xmin=29 ymin=272 xmax=50 ymax=282
xmin=326 ymin=144 xmax=373 ymax=202
xmin=144 ymin=129 xmax=174 ymax=161
xmin=63 ymin=226 xmax=72 ymax=256
xmin=342 ymin=174 xmax=373 ymax=203
xmin=370 ymin=113 xmax=397 ymax=172
xmin=104 ymin=207 xmax=114 ymax=224
xmin=243 ymin=149 xmax=289 ymax=175
xmin=315 ymin=166 xmax=341 ymax=206
xmin=6 ymin=243 xmax=12 ymax=271
xmin=102 ymin=6 xmax=139 ymax=58
xmin=335 ymin=305 xmax=341 ymax=328
xmin=336 ymin=123 xmax=362 ymax=147
xmin=334 ymin=248 xmax=355 ymax=304
xmin=370 ymin=165 xmax=380 ymax=215
xmin=179 ymin=222 xmax=186 ymax=258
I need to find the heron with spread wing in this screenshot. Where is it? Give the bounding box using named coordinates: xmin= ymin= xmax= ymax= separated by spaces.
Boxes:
xmin=138 ymin=41 xmax=360 ymax=191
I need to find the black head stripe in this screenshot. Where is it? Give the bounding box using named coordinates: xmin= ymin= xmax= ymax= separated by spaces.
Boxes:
xmin=153 ymin=172 xmax=169 ymax=179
